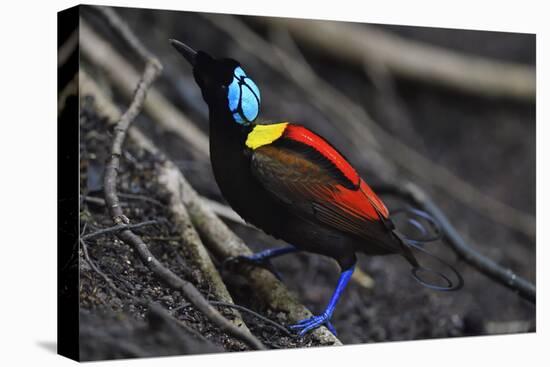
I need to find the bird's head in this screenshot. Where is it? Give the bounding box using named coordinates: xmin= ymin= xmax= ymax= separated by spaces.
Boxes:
xmin=170 ymin=39 xmax=261 ymax=125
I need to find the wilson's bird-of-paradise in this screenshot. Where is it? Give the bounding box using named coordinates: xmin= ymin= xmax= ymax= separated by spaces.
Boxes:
xmin=170 ymin=39 xmax=462 ymax=336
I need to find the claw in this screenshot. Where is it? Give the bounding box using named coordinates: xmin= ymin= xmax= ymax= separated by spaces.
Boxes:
xmin=326 ymin=321 xmax=337 ymax=336
xmin=289 ymin=315 xmax=315 ymax=329
xmin=291 ymin=318 xmax=313 ymax=326
xmin=289 ymin=314 xmax=337 ymax=337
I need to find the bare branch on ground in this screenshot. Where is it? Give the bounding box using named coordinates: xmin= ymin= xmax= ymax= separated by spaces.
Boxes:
xmin=81 ymin=220 xmax=158 ymax=241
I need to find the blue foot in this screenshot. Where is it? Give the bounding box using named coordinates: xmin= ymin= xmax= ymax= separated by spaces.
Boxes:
xmin=289 ymin=313 xmax=337 ymax=337
xmin=289 ymin=264 xmax=356 ymax=337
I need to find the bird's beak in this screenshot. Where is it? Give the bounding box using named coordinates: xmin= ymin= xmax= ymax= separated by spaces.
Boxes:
xmin=169 ymin=39 xmax=197 ymax=66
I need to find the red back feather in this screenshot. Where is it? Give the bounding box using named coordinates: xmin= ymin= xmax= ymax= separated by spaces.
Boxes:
xmin=283 ymin=125 xmax=360 ymax=186
xmin=282 ymin=124 xmax=389 ymax=220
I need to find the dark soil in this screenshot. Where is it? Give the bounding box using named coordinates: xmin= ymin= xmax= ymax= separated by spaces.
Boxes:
xmin=77 ymin=7 xmax=535 ymax=361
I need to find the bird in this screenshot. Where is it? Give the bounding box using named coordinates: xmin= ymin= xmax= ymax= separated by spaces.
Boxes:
xmin=170 ymin=39 xmax=462 ymax=337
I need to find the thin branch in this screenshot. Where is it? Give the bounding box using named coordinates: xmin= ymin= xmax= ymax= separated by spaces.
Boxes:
xmin=145 ymin=302 xmax=220 ymax=349
xmin=102 ymin=57 xmax=162 ymax=224
xmin=81 ymin=220 xmax=158 ymax=241
xmin=92 ymin=8 xmax=264 ymax=350
xmin=209 ymin=301 xmax=291 ymax=336
xmin=84 ymin=193 xmax=166 ymax=209
xmin=82 ymin=192 xmax=244 ymax=228
xmin=80 ymin=238 xmax=215 ymax=346
xmin=80 ymin=237 xmax=140 ymax=302
xmin=117 ymin=224 xmax=266 ymax=349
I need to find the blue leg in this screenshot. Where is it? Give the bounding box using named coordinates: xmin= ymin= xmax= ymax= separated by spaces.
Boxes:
xmin=289 ymin=263 xmax=356 ymax=337
xmin=244 ymin=246 xmax=298 ymax=262
xmin=223 ymin=246 xmax=298 ymax=280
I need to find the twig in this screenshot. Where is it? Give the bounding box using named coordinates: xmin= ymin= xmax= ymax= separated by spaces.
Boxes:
xmin=260 ymin=17 xmax=535 ymax=102
xmin=375 ymin=182 xmax=536 ymax=303
xmin=118 ymin=228 xmax=265 ymax=349
xmin=92 ymin=8 xmax=264 ymax=350
xmin=209 ymin=301 xmax=291 ymax=336
xmin=102 ymin=58 xmax=161 ymax=224
xmin=201 ymin=14 xmax=535 ymax=240
xmin=145 ymin=302 xmax=219 ymax=349
xmin=83 ymin=192 xmax=242 ymax=229
xmin=81 ymin=220 xmax=158 ymax=241
xmin=80 ymin=238 xmax=139 ymax=302
xmin=81 ymin=237 xmax=215 ymax=346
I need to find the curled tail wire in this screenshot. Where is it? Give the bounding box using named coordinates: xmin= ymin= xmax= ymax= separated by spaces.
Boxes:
xmin=391 ymin=208 xmax=464 ymax=292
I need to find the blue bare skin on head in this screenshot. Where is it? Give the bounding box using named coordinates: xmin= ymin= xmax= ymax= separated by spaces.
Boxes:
xmin=227 ymin=66 xmax=261 ymax=125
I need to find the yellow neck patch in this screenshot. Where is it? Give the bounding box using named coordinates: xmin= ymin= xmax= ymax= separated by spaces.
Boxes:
xmin=245 ymin=122 xmax=288 ymax=150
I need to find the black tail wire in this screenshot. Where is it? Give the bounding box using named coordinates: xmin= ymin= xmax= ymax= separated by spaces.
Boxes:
xmin=391 ymin=208 xmax=464 ymax=292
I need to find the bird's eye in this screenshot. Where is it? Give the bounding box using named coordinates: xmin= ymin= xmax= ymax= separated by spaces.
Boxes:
xmin=227 ymin=67 xmax=261 ymax=125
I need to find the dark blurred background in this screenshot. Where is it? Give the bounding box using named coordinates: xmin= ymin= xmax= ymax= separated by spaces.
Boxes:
xmin=78 ymin=5 xmax=535 ymax=359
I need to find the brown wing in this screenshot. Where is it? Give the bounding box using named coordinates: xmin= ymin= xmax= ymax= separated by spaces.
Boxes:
xmin=251 ymin=142 xmax=399 ymax=253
